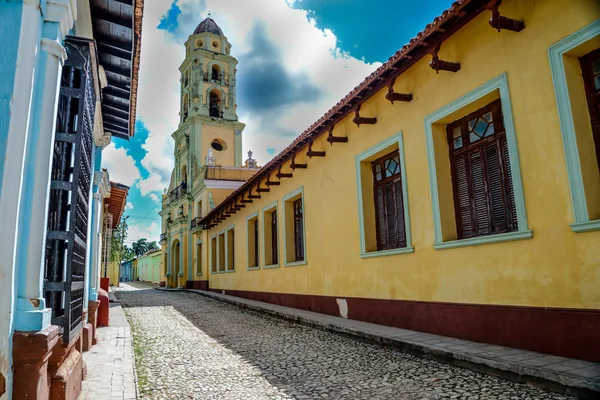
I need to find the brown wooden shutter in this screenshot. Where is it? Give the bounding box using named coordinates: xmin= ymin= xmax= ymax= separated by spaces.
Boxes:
xmin=393 ymin=178 xmax=407 ymax=248
xmin=254 ymin=219 xmax=259 ymax=267
xmin=271 ymin=210 xmax=278 ymax=263
xmin=293 ymin=199 xmax=304 ymax=261
xmin=375 ymin=186 xmax=388 ymax=250
xmin=448 ymin=100 xmax=517 ymax=239
xmin=372 ymin=151 xmax=407 ymax=250
xmin=579 ymin=48 xmax=600 ymax=171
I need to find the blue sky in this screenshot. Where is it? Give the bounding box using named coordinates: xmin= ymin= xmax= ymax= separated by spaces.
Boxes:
xmin=102 ymin=0 xmax=454 ymax=243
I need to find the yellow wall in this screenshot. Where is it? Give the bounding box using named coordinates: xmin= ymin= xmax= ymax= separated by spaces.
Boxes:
xmin=207 ymin=0 xmax=600 ymax=310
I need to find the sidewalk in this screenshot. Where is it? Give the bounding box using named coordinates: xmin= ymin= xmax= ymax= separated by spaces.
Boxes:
xmin=79 ymin=294 xmax=137 ymax=400
xmin=169 ymin=288 xmax=600 ymax=399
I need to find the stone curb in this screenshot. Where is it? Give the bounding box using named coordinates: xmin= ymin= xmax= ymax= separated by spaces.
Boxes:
xmin=157 ymin=287 xmax=600 ymax=400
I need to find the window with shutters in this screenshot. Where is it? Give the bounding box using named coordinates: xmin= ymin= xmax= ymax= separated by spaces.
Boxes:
xmin=293 ymin=199 xmax=304 ymax=261
xmin=226 ymin=226 xmax=235 ymax=271
xmin=210 ymin=235 xmax=217 ymax=273
xmin=372 ymin=151 xmax=407 ymax=250
xmin=196 ymin=242 xmax=202 ymax=275
xmin=550 ymin=30 xmax=600 ymax=229
xmin=218 ymin=232 xmax=225 ymax=272
xmin=247 ymin=213 xmax=260 ymax=269
xmin=271 ymin=209 xmax=278 ymax=264
xmin=580 ymin=48 xmax=600 ymax=174
xmin=356 ymin=131 xmax=413 ymax=257
xmin=261 ymin=202 xmax=279 ymax=267
xmin=283 ymin=188 xmax=307 ymax=265
xmin=447 ymin=100 xmax=517 ymax=239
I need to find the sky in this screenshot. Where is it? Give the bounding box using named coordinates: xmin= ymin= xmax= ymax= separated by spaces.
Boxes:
xmin=101 ymin=0 xmax=455 ymax=245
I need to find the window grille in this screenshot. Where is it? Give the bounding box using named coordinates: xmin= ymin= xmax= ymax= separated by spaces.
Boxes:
xmin=44 ymin=37 xmax=96 ymax=343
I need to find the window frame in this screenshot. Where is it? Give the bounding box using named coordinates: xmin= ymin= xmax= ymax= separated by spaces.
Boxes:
xmin=217 ymin=231 xmax=226 ymax=273
xmin=196 ymin=239 xmax=202 ymax=276
xmin=579 ymin=47 xmax=600 ymax=173
xmin=261 ymin=201 xmax=280 ymax=268
xmin=282 ymin=187 xmax=307 ymax=267
xmin=356 ymin=131 xmax=413 ymax=258
xmin=371 ymin=150 xmax=408 ymax=251
xmin=549 ymin=20 xmax=600 ymax=233
xmin=225 ymin=225 xmax=235 ymax=272
xmin=210 ymin=234 xmax=218 ymax=274
xmin=424 ymin=73 xmax=531 ymax=250
xmin=246 ymin=212 xmax=260 ymax=270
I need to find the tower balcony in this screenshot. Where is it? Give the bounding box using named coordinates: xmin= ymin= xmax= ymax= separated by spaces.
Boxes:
xmin=160 ymin=232 xmax=167 ymax=243
xmin=190 ymin=217 xmax=202 ymax=233
xmin=209 ymin=108 xmax=223 ymax=118
xmin=167 ymin=183 xmax=187 ymax=204
xmin=203 ymin=72 xmax=229 ymax=86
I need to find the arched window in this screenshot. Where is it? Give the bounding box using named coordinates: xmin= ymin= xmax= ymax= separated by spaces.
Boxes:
xmin=209 ymin=90 xmax=222 ymax=118
xmin=211 ymin=64 xmax=221 ymax=81
xmin=184 ymin=70 xmax=189 ymax=87
xmin=183 ymin=93 xmax=189 ymax=120
xmin=181 ymin=165 xmax=187 ymax=187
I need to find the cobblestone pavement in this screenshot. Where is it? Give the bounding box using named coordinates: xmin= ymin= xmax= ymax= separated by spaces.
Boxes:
xmin=115 ymin=287 xmax=574 ymax=400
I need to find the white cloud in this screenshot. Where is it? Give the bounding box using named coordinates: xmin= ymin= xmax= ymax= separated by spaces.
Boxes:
xmin=125 ymin=202 xmax=134 ymax=210
xmin=149 ymin=193 xmax=159 ymax=202
xmin=135 ymin=0 xmax=381 ymax=187
xmin=127 ymin=221 xmax=160 ymax=243
xmin=101 ymin=143 xmax=140 ymax=187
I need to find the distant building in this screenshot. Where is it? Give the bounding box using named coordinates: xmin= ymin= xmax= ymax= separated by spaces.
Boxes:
xmin=0 ymin=1 xmax=143 ymax=398
xmin=137 ymin=249 xmax=163 ymax=284
xmin=194 ymin=0 xmax=600 ymax=363
xmin=159 ymin=17 xmax=259 ymax=290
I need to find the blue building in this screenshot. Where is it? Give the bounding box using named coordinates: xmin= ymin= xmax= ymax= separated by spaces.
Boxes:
xmin=120 ymin=260 xmax=133 ymax=282
xmin=0 ymin=1 xmax=144 ymax=399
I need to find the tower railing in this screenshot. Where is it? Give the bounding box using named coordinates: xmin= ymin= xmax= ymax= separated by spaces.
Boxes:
xmin=203 ymin=72 xmax=229 ymax=86
xmin=168 ymin=183 xmax=187 ymax=204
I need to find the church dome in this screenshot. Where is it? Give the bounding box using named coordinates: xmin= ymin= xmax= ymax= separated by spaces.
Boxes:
xmin=193 ymin=17 xmax=224 ymax=36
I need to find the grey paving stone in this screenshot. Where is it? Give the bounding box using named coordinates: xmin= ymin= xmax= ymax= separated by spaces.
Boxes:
xmin=116 ymin=285 xmax=576 ymax=400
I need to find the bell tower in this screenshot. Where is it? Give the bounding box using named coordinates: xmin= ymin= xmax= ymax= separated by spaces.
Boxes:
xmin=178 ymin=16 xmax=244 ymax=168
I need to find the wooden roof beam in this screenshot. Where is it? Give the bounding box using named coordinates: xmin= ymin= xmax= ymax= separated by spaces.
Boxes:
xmin=306 ymin=141 xmax=326 ymax=158
xmin=385 ymin=76 xmax=413 ymax=104
xmin=326 ymin=125 xmax=348 ymax=145
xmin=488 ymin=0 xmax=525 ymax=33
xmin=352 ymin=103 xmax=377 ymax=127
xmin=429 ymin=43 xmax=460 ymax=73
xmin=290 ymin=154 xmax=307 ymax=169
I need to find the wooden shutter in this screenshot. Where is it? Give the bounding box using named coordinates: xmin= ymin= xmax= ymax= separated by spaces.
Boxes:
xmin=254 ymin=219 xmax=259 ymax=267
xmin=372 ymin=151 xmax=407 ymax=250
xmin=293 ymin=199 xmax=304 ymax=261
xmin=271 ymin=210 xmax=278 ymax=263
xmin=579 ymin=48 xmax=600 ymax=172
xmin=448 ymin=100 xmax=517 ymax=239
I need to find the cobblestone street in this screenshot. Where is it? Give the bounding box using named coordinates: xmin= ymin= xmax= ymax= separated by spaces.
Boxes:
xmin=115 ymin=286 xmax=573 ymax=400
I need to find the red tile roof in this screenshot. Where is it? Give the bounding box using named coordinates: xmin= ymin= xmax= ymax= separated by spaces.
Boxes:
xmin=201 ymin=0 xmax=493 ymax=228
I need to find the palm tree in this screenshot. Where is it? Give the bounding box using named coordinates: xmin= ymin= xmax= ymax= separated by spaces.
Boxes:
xmin=147 ymin=241 xmax=159 ymax=251
xmin=132 ymin=238 xmax=149 ymax=257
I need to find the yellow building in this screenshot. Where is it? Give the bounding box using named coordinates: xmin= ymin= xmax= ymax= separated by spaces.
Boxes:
xmin=102 ymin=181 xmax=130 ymax=286
xmin=159 ymin=18 xmax=259 ymax=289
xmin=194 ymin=0 xmax=600 ymax=362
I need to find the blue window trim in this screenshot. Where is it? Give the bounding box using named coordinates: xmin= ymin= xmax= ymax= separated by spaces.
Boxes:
xmin=355 ymin=130 xmax=414 ymax=258
xmin=548 ymin=20 xmax=600 ymax=232
xmin=260 ymin=201 xmax=279 ymax=268
xmin=245 ymin=211 xmax=260 ymax=270
xmin=282 ymin=186 xmax=307 ymax=267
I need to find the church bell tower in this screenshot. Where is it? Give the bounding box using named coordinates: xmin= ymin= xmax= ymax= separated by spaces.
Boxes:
xmin=178 ymin=16 xmax=244 ymax=168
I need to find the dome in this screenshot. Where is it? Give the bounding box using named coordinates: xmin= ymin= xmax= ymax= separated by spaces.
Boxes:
xmin=193 ymin=17 xmax=224 ymax=36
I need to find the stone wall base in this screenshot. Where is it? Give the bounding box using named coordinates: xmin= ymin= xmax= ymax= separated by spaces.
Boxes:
xmin=13 ymin=325 xmax=60 ymax=400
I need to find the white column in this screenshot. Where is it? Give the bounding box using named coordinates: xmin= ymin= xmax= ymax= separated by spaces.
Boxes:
xmin=14 ymin=0 xmax=75 ymax=331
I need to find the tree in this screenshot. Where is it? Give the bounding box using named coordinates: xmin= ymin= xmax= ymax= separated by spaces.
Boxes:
xmin=132 ymin=238 xmax=149 ymax=257
xmin=111 ymin=217 xmax=129 ymax=263
xmin=147 ymin=241 xmax=159 ymax=251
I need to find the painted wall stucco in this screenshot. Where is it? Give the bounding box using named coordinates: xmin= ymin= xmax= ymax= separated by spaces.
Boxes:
xmin=207 ymin=0 xmax=600 ymax=310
